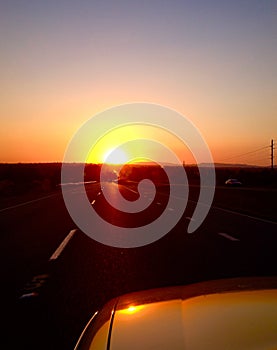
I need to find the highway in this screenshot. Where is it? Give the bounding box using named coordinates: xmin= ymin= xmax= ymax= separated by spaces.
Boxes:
xmin=1 ymin=181 xmax=276 ymax=349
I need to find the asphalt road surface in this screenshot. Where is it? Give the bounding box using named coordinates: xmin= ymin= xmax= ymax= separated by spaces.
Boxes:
xmin=1 ymin=181 xmax=276 ymax=349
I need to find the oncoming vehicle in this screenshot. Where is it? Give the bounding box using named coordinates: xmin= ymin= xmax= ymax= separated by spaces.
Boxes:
xmin=225 ymin=178 xmax=242 ymax=186
xmin=74 ymin=277 xmax=277 ymax=350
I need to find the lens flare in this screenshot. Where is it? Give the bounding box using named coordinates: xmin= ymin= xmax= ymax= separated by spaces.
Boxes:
xmin=61 ymin=103 xmax=215 ymax=248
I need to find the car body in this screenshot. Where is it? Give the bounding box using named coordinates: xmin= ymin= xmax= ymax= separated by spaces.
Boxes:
xmin=225 ymin=178 xmax=242 ymax=186
xmin=74 ymin=277 xmax=277 ymax=350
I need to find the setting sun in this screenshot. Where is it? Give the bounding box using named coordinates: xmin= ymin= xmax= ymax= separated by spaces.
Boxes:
xmin=103 ymin=147 xmax=129 ymax=165
xmin=84 ymin=123 xmax=193 ymax=165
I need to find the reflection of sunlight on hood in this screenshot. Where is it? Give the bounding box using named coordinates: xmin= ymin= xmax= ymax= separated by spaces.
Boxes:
xmin=112 ymin=300 xmax=184 ymax=349
xmin=118 ymin=305 xmax=145 ymax=315
xmin=110 ymin=291 xmax=277 ymax=350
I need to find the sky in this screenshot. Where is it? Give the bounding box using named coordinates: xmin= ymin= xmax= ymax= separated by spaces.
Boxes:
xmin=1 ymin=0 xmax=276 ymax=166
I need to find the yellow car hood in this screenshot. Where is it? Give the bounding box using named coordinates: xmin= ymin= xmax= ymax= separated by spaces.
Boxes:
xmin=75 ymin=277 xmax=277 ymax=350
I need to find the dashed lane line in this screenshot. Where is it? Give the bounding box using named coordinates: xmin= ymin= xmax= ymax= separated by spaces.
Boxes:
xmin=185 ymin=216 xmax=195 ymax=221
xmin=49 ymin=229 xmax=77 ymax=261
xmin=218 ymin=232 xmax=240 ymax=241
xmin=159 ymin=192 xmax=277 ymax=226
xmin=211 ymin=204 xmax=277 ymax=226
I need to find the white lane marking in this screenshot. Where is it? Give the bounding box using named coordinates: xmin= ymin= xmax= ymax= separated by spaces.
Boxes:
xmin=157 ymin=191 xmax=277 ymax=226
xmin=49 ymin=229 xmax=77 ymax=261
xmin=95 ymin=183 xmax=277 ymax=226
xmin=0 ymin=192 xmax=59 ymax=213
xmin=59 ymin=180 xmax=97 ymax=186
xmin=119 ymin=185 xmax=138 ymax=195
xmin=116 ymin=183 xmax=155 ymax=199
xmin=218 ymin=232 xmax=240 ymax=241
xmin=91 ymin=199 xmax=96 ymax=205
xmin=211 ymin=205 xmax=277 ymax=225
xmin=19 ymin=292 xmax=39 ymax=299
xmin=185 ymin=216 xmax=195 ymax=221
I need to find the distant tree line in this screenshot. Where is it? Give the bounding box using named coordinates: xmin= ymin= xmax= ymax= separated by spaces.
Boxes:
xmin=0 ymin=163 xmax=62 ymax=195
xmin=0 ymin=163 xmax=107 ymax=196
xmin=0 ymin=163 xmax=276 ymax=197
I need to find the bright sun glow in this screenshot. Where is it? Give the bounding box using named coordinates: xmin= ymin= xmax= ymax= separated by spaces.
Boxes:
xmin=85 ymin=124 xmax=190 ymax=165
xmin=103 ymin=147 xmax=129 ymax=164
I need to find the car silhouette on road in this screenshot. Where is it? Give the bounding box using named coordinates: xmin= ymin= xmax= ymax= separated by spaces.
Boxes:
xmin=225 ymin=178 xmax=242 ymax=186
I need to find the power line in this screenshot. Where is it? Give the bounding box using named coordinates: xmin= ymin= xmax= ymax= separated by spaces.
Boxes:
xmin=241 ymin=153 xmax=269 ymax=162
xmin=248 ymin=156 xmax=271 ymax=164
xmin=219 ymin=140 xmax=276 ymax=167
xmin=220 ymin=145 xmax=269 ymax=162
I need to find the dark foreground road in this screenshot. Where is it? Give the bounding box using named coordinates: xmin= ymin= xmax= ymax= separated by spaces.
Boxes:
xmin=1 ymin=182 xmax=276 ymax=349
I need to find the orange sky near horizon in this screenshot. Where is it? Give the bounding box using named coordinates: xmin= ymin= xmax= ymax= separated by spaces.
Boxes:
xmin=85 ymin=123 xmax=196 ymax=165
xmin=1 ymin=1 xmax=276 ymax=166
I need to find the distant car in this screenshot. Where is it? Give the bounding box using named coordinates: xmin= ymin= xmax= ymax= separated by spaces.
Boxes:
xmin=74 ymin=277 xmax=277 ymax=350
xmin=225 ymin=178 xmax=242 ymax=186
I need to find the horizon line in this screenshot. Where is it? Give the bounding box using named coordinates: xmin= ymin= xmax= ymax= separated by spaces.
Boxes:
xmin=0 ymin=161 xmax=274 ymax=168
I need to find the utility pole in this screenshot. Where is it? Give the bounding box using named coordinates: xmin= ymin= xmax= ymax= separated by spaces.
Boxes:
xmin=271 ymin=139 xmax=274 ymax=170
